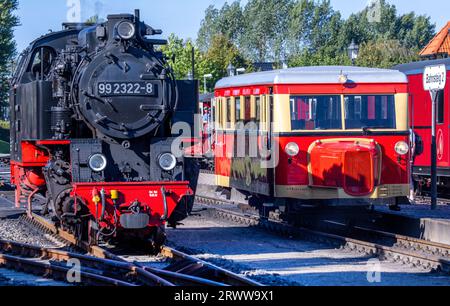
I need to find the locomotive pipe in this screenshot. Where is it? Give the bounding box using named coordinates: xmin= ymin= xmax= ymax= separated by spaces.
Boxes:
xmin=161 ymin=187 xmax=168 ymax=221
xmin=100 ymin=188 xmax=106 ymax=221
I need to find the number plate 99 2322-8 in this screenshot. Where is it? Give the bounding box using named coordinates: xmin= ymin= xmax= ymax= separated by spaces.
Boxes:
xmin=97 ymin=82 xmax=157 ymax=97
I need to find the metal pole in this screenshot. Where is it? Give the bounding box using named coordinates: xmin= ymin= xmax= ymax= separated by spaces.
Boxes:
xmin=191 ymin=46 xmax=195 ymax=80
xmin=204 ymin=76 xmax=207 ymax=93
xmin=431 ymin=90 xmax=438 ymax=210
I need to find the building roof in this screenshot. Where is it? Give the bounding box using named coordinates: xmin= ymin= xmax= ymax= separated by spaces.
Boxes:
xmin=420 ymin=22 xmax=450 ymax=58
xmin=215 ymin=66 xmax=407 ymax=89
xmin=394 ymin=57 xmax=450 ymax=75
xmin=199 ymin=92 xmax=214 ymax=102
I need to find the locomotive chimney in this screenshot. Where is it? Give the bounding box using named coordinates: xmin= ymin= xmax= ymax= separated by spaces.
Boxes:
xmin=135 ymin=9 xmax=140 ymax=22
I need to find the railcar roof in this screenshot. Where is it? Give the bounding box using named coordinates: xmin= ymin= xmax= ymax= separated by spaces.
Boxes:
xmin=215 ymin=66 xmax=407 ymax=89
xmin=394 ymin=58 xmax=450 ymax=75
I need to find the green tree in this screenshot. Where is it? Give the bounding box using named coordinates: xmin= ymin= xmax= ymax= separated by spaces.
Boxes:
xmin=197 ymin=0 xmax=436 ymax=69
xmin=217 ymin=1 xmax=244 ymax=45
xmin=160 ymin=34 xmax=208 ymax=82
xmin=288 ymin=1 xmax=347 ymax=67
xmin=356 ymin=39 xmax=420 ymax=68
xmin=197 ymin=5 xmax=220 ymax=52
xmin=0 ymin=0 xmax=19 ymax=119
xmin=197 ymin=1 xmax=244 ymax=52
xmin=396 ymin=13 xmax=435 ymax=49
xmin=202 ymin=34 xmax=251 ymax=92
xmin=240 ymin=0 xmax=293 ymax=62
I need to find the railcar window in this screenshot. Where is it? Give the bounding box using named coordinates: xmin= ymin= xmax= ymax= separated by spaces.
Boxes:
xmin=344 ymin=95 xmax=396 ymax=129
xmin=244 ymin=96 xmax=251 ymax=123
xmin=290 ymin=95 xmax=342 ymax=130
xmin=226 ymin=98 xmax=232 ymax=128
xmin=255 ymin=96 xmax=261 ymax=125
xmin=437 ymin=90 xmax=445 ymax=124
xmin=236 ymin=97 xmax=241 ymax=122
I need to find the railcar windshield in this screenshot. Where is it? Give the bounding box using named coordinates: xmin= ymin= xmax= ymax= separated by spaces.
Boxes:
xmin=344 ymin=95 xmax=396 ymax=129
xmin=290 ymin=95 xmax=342 ymax=130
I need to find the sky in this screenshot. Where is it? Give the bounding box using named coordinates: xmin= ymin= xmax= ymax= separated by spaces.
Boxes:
xmin=13 ymin=0 xmax=450 ymax=53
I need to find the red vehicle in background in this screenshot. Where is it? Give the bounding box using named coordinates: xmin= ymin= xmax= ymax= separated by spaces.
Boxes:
xmin=186 ymin=93 xmax=216 ymax=168
xmin=396 ymin=59 xmax=450 ymax=195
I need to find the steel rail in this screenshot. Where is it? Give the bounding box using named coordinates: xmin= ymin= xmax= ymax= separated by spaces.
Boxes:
xmin=0 ymin=239 xmax=174 ymax=286
xmin=160 ymin=246 xmax=263 ymax=286
xmin=321 ymin=220 xmax=450 ymax=258
xmin=22 ymin=213 xmax=261 ymax=286
xmin=196 ymin=195 xmax=450 ymax=274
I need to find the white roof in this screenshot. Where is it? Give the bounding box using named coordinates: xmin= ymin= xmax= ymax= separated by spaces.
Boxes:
xmin=215 ymin=66 xmax=407 ymax=89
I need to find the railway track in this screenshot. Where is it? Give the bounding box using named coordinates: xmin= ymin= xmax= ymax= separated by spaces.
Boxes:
xmin=0 ymin=168 xmax=260 ymax=286
xmin=195 ymin=195 xmax=450 ymax=274
xmin=18 ymin=212 xmax=260 ymax=286
xmin=0 ymin=239 xmax=143 ymax=286
xmin=414 ymin=195 xmax=450 ymax=206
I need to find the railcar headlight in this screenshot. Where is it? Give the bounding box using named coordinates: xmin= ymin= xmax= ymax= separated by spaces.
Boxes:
xmin=395 ymin=141 xmax=409 ymax=156
xmin=285 ymin=142 xmax=300 ymax=157
xmin=88 ymin=154 xmax=107 ymax=172
xmin=159 ymin=153 xmax=177 ymax=171
xmin=117 ymin=21 xmax=135 ymax=40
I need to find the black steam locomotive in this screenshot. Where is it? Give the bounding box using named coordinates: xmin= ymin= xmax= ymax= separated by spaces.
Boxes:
xmin=9 ymin=10 xmax=198 ymax=248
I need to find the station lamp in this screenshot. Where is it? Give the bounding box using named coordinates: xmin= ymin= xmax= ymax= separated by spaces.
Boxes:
xmin=227 ymin=63 xmax=236 ymax=77
xmin=203 ymin=74 xmax=213 ymax=93
xmin=348 ymin=40 xmax=359 ymax=66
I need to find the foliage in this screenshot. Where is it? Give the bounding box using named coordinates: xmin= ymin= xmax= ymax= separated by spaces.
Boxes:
xmin=0 ymin=0 xmax=19 ymax=118
xmin=356 ymin=39 xmax=420 ymax=68
xmin=202 ymin=34 xmax=252 ymax=91
xmin=0 ymin=120 xmax=9 ymax=130
xmin=160 ymin=34 xmax=208 ymax=81
xmin=197 ymin=0 xmax=436 ymax=68
xmin=197 ymin=2 xmax=245 ymax=52
xmin=0 ymin=121 xmax=9 ymax=144
xmin=161 ymin=33 xmax=251 ymax=93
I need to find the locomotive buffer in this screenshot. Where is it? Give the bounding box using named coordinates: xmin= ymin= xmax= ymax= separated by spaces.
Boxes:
xmin=423 ymin=65 xmax=447 ymax=210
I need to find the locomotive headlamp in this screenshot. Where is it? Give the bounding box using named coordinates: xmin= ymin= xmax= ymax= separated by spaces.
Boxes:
xmin=159 ymin=153 xmax=177 ymax=171
xmin=88 ymin=154 xmax=108 ymax=172
xmin=285 ymin=142 xmax=300 ymax=157
xmin=395 ymin=141 xmax=409 ymax=156
xmin=117 ymin=21 xmax=136 ymax=40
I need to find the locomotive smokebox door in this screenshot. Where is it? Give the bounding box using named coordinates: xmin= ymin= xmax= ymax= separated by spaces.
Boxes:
xmin=75 ymin=14 xmax=176 ymax=140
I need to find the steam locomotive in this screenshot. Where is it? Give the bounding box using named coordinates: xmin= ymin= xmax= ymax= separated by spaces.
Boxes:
xmin=9 ymin=10 xmax=198 ymax=248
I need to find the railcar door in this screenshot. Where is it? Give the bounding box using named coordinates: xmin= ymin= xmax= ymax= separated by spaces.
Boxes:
xmin=436 ymin=76 xmax=450 ymax=169
xmin=228 ymin=92 xmax=273 ymax=196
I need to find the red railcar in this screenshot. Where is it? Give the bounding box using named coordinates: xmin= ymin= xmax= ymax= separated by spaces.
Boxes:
xmin=396 ymin=59 xmax=450 ymax=193
xmin=209 ymin=66 xmax=411 ymax=212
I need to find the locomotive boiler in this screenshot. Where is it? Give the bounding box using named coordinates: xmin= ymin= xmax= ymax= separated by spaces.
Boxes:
xmin=9 ymin=10 xmax=198 ymax=248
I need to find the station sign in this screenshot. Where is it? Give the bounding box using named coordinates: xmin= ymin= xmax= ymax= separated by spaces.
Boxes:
xmin=423 ymin=65 xmax=447 ymax=91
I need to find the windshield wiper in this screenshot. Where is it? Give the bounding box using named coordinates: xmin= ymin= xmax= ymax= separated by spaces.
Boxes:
xmin=362 ymin=126 xmax=387 ymax=135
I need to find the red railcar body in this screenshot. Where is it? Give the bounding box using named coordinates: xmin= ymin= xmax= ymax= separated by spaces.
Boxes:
xmin=206 ymin=66 xmax=411 ymax=210
xmin=396 ymin=59 xmax=450 ymax=190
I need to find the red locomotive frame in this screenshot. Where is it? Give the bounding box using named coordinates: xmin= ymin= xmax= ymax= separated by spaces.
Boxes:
xmin=10 ymin=140 xmax=192 ymax=238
